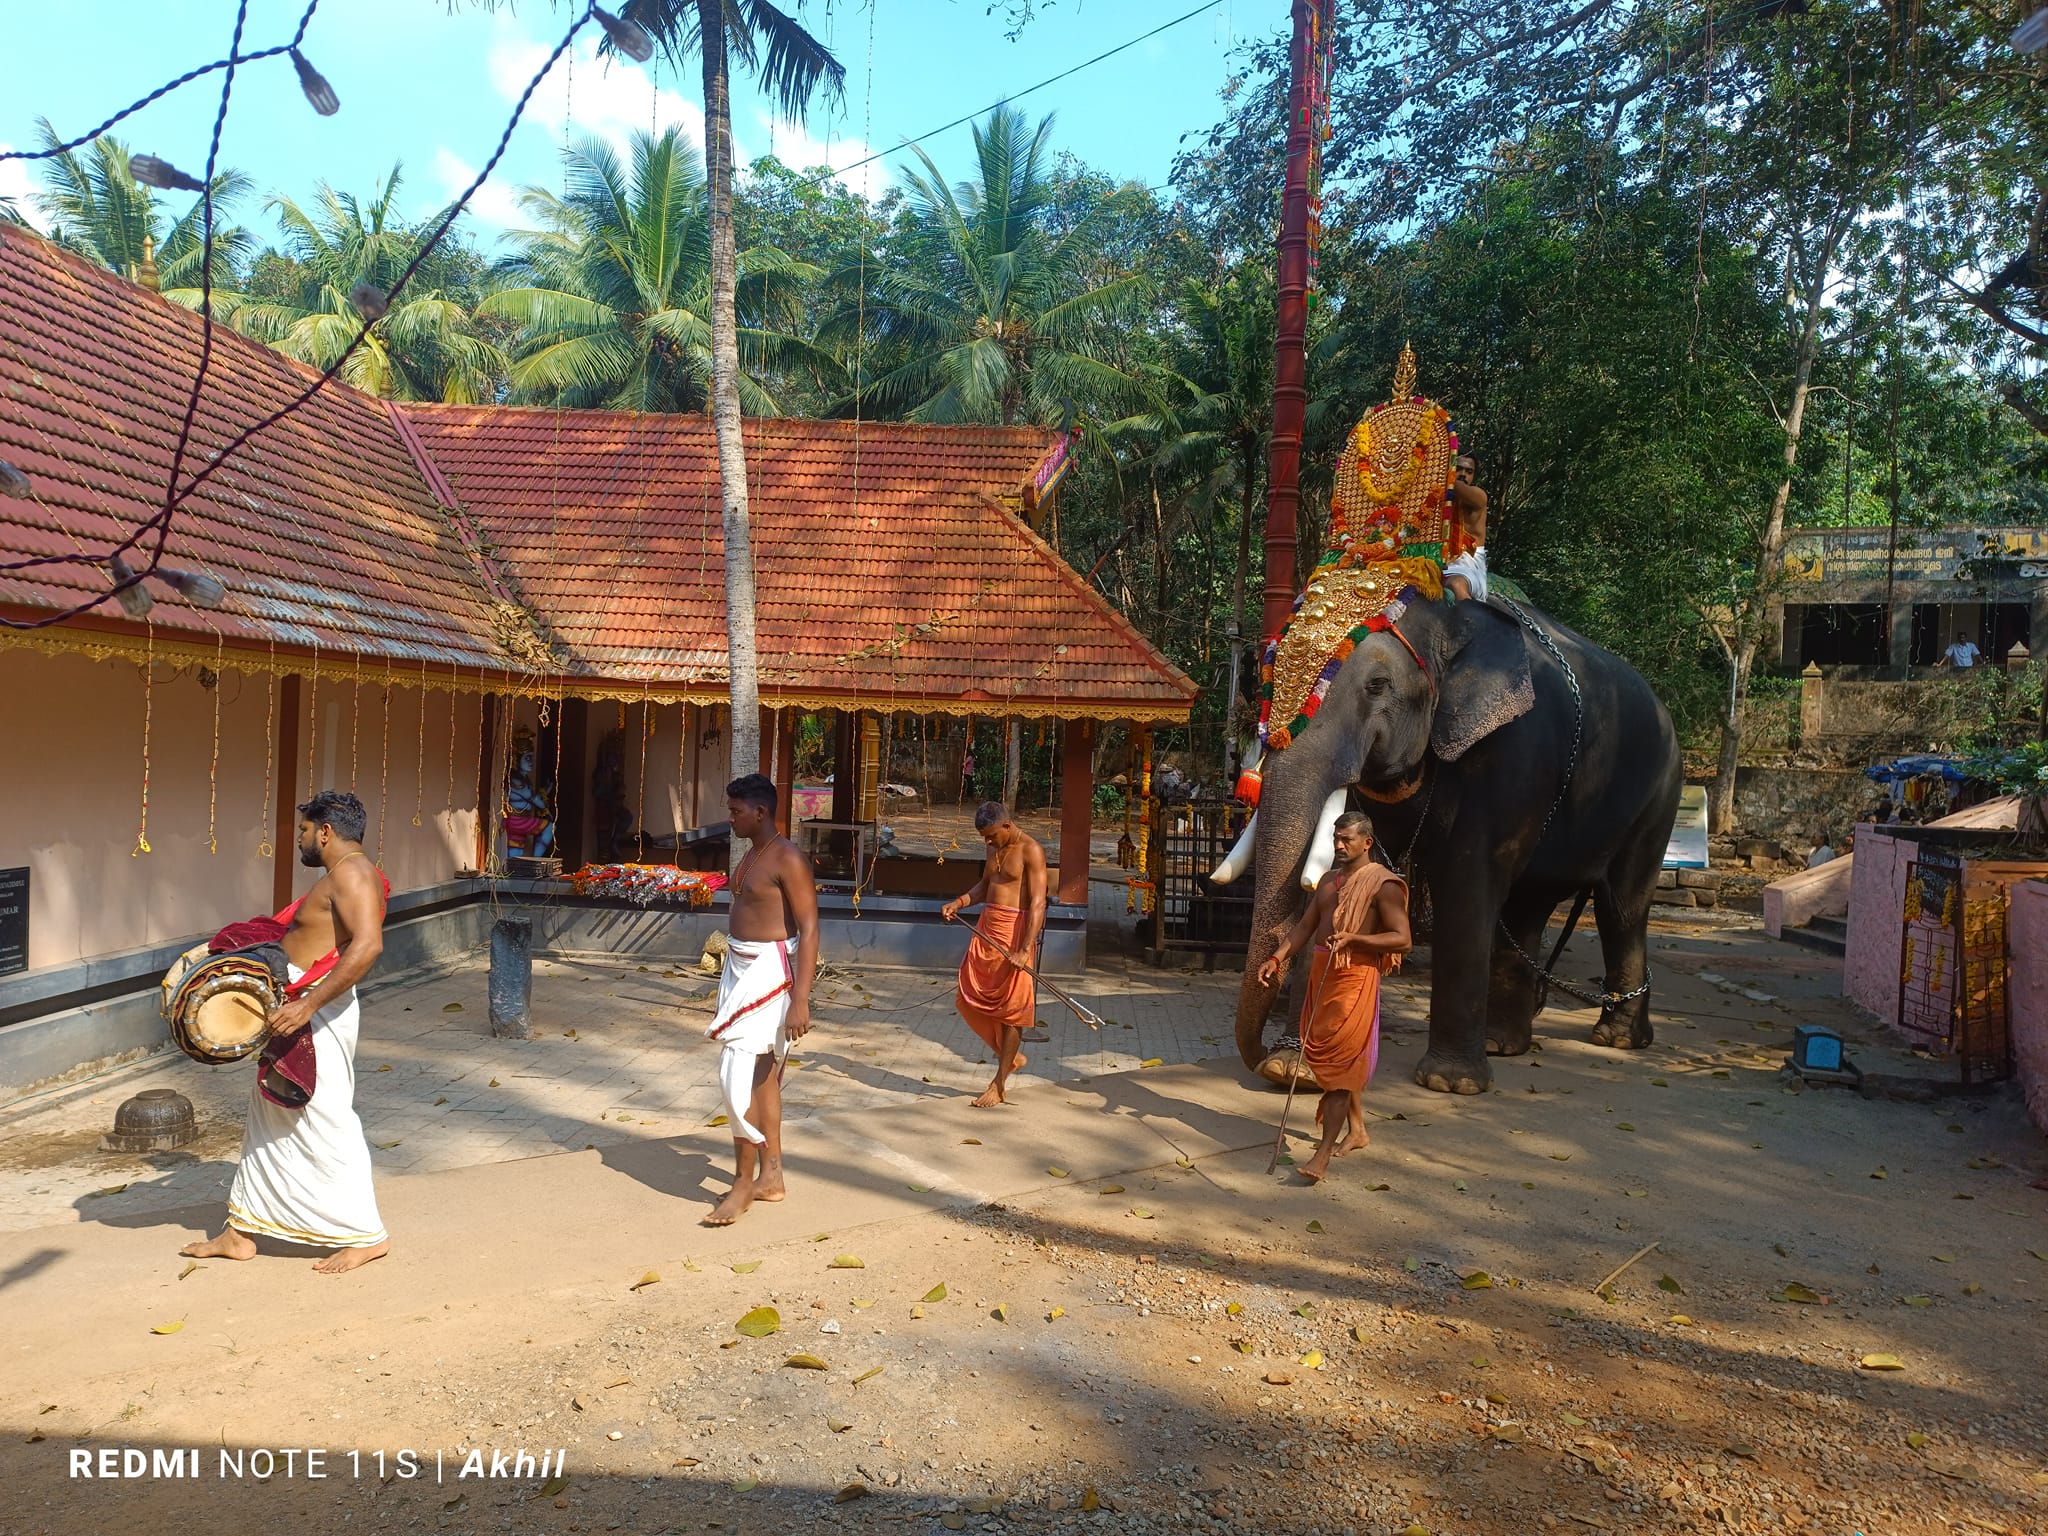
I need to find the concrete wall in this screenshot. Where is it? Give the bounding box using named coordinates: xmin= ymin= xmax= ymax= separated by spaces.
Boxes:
xmin=2009 ymin=879 xmax=2048 ymax=1138
xmin=1843 ymin=826 xmax=1914 ymax=1024
xmin=0 ymin=648 xmax=484 ymax=972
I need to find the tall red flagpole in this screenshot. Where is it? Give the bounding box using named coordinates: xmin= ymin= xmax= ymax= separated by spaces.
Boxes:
xmin=1262 ymin=0 xmax=1319 ymax=646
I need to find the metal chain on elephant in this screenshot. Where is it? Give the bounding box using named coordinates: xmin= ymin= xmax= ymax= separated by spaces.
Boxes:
xmin=1490 ymin=597 xmax=1651 ymax=1014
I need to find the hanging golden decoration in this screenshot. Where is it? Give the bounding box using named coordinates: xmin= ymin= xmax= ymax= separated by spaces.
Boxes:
xmin=256 ymin=642 xmax=277 ymax=859
xmin=206 ymin=631 xmax=223 ymax=854
xmin=133 ymin=625 xmax=155 ymax=856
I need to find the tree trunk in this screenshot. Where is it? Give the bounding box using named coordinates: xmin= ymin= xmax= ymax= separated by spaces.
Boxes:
xmin=1003 ymin=719 xmax=1022 ymax=808
xmin=697 ymin=0 xmax=761 ymax=792
xmin=1708 ymin=220 xmax=1842 ymax=833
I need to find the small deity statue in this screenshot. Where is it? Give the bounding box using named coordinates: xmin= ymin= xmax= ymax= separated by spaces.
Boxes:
xmin=502 ymin=730 xmax=555 ymax=858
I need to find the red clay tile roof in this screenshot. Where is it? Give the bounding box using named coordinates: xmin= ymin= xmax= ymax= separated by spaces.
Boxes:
xmin=405 ymin=405 xmax=1198 ymax=717
xmin=0 ymin=226 xmax=510 ymax=670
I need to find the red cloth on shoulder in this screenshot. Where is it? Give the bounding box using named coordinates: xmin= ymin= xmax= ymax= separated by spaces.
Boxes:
xmin=253 ymin=871 xmax=391 ymax=1108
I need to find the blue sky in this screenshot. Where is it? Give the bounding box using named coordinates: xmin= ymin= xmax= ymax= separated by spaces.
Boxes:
xmin=1 ymin=0 xmax=1266 ymax=246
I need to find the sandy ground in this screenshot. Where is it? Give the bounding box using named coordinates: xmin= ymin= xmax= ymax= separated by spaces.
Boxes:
xmin=1 ymin=915 xmax=2044 ymax=1536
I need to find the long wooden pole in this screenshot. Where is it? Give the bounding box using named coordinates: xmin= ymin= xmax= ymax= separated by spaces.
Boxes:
xmin=1261 ymin=0 xmax=1318 ymax=646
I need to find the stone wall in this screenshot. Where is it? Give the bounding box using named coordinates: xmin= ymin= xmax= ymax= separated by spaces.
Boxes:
xmin=1730 ymin=767 xmax=1875 ymax=848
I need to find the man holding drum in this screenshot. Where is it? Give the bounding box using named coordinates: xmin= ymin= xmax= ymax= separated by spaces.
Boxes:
xmin=182 ymin=791 xmax=391 ymax=1274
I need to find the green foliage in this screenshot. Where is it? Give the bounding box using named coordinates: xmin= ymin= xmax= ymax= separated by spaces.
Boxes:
xmin=227 ymin=166 xmax=505 ymax=403
xmin=483 ymin=128 xmax=825 ymax=413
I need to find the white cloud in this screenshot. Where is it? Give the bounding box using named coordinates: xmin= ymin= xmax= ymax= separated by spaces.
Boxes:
xmin=0 ymin=146 xmax=42 ymax=231
xmin=487 ymin=24 xmax=704 ymax=162
xmin=752 ymin=113 xmax=883 ymax=200
xmin=429 ymin=147 xmax=526 ymax=237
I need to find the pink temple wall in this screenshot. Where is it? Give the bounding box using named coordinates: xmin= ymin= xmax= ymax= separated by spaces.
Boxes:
xmin=2007 ymin=879 xmax=2048 ymax=1137
xmin=1 ymin=648 xmax=483 ymax=972
xmin=1842 ymin=826 xmax=1914 ymax=1025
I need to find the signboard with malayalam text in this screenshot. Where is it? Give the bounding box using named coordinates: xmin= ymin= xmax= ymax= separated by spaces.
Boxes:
xmin=0 ymin=867 xmax=26 ymax=977
xmin=1663 ymin=786 xmax=1710 ymax=870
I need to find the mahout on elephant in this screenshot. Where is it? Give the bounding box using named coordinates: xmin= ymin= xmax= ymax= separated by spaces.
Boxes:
xmin=1212 ymin=350 xmax=1682 ymax=1095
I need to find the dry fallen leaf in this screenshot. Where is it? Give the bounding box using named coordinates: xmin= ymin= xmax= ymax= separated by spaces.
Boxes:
xmin=1098 ymin=1185 xmax=1126 ymax=1196
xmin=828 ymin=1255 xmax=865 ymax=1269
xmin=1902 ymin=1295 xmax=1932 ymax=1308
xmin=1140 ymin=1058 xmax=1164 ymax=1068
xmin=630 ymin=1271 xmax=661 ymax=1292
xmin=1231 ymin=1339 xmax=1254 ymax=1355
xmin=487 ymin=1078 xmax=500 ymax=1088
xmin=376 ymin=1064 xmax=392 ymax=1073
xmin=1352 ymin=1325 xmax=1371 ymax=1343
xmin=1460 ymin=1271 xmax=1493 ymax=1291
xmin=707 ymin=1114 xmax=730 ymax=1127
xmin=1130 ymin=1208 xmax=1156 ymax=1220
xmin=1774 ymin=1283 xmax=1823 ymax=1305
xmin=374 ymin=1139 xmax=402 ymax=1150
xmin=911 ymin=1305 xmax=926 ymax=1320
xmin=851 ymin=1298 xmax=875 ymax=1309
xmin=735 ymin=1307 xmax=781 ymax=1338
xmin=834 ymin=1483 xmax=868 ymax=1503
xmin=1047 ymin=1167 xmax=1069 ymax=1178
xmin=961 ymin=1138 xmax=981 ymax=1145
xmin=828 ymin=1419 xmax=854 ymax=1434
xmin=1292 ymin=1303 xmax=1317 ymax=1318
xmin=1299 ymin=1350 xmax=1324 ymax=1369
xmin=853 ymin=1366 xmax=884 ymax=1386
xmin=150 ymin=1320 xmax=184 ymax=1335
xmin=442 ymin=1002 xmax=463 ymax=1012
xmin=1657 ymin=1274 xmax=1684 ymax=1295
xmin=1906 ymin=1432 xmax=1928 ymax=1449
xmin=1860 ymin=1353 xmax=1906 ymax=1371
xmin=731 ymin=1261 xmax=761 ymax=1274
xmin=177 ymin=1262 xmax=199 ymax=1281
xmin=784 ymin=1353 xmax=829 ymax=1370
xmin=1225 ymin=1302 xmax=1244 ymax=1316
xmin=1307 ymin=1219 xmax=1325 ymax=1234
xmin=922 ymin=1283 xmax=948 ymax=1303
xmin=1047 ymin=1307 xmax=1065 ymax=1321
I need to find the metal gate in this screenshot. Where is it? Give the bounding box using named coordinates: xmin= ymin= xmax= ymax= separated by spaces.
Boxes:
xmin=1149 ymin=799 xmax=1254 ymax=961
xmin=1897 ymin=849 xmax=2012 ymax=1085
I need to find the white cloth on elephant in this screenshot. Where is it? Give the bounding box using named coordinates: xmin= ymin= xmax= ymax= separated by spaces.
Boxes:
xmin=226 ymin=966 xmax=387 ymax=1249
xmin=1445 ymin=545 xmax=1489 ymax=600
xmin=706 ymin=935 xmax=796 ymax=1144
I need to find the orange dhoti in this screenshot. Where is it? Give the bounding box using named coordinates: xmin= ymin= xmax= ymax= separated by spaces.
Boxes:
xmin=956 ymin=904 xmax=1035 ymax=1056
xmin=1300 ymin=946 xmax=1384 ymax=1094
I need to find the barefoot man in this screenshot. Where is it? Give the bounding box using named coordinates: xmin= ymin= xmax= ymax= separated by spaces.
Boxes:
xmin=1256 ymin=811 xmax=1411 ymax=1182
xmin=704 ymin=774 xmax=819 ymax=1226
xmin=941 ymin=802 xmax=1047 ymax=1108
xmin=182 ymin=792 xmax=391 ymax=1274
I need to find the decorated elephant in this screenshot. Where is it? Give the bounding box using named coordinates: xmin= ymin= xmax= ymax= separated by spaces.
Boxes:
xmin=1210 ymin=347 xmax=1680 ymax=1093
xmin=1216 ymin=590 xmax=1682 ymax=1092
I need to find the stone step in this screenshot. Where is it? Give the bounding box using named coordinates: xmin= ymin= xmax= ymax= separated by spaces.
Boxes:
xmin=1779 ymin=920 xmax=1846 ymax=958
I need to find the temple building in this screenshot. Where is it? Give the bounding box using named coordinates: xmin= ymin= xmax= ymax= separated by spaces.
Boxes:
xmin=0 ymin=226 xmax=1193 ymax=1091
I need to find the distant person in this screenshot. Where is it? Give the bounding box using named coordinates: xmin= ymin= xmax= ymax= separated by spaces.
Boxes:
xmin=942 ymin=802 xmax=1048 ymax=1107
xmin=960 ymin=746 xmax=977 ymax=803
xmin=703 ymin=774 xmax=819 ymax=1226
xmin=1806 ymin=839 xmax=1836 ymax=869
xmin=1941 ymin=631 xmax=1982 ymax=669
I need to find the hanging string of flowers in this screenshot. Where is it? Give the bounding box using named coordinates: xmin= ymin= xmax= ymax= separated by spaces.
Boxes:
xmin=1127 ymin=725 xmax=1156 ymax=916
xmin=1304 ymin=0 xmax=1337 ymax=308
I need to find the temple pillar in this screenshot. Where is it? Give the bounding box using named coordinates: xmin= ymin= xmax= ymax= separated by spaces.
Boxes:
xmin=857 ymin=714 xmax=881 ymax=824
xmin=272 ymin=673 xmax=303 ymax=909
xmin=774 ymin=708 xmax=797 ymax=835
xmin=830 ymin=709 xmax=857 ymax=824
xmin=1057 ymin=718 xmax=1093 ymax=906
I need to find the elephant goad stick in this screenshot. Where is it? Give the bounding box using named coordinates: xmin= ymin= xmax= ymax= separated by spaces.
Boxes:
xmin=1265 ymin=1064 xmax=1305 ymax=1175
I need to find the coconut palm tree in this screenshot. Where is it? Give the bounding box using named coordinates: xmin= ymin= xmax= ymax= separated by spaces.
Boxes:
xmin=619 ymin=0 xmax=845 ymax=780
xmin=29 ymin=119 xmax=253 ymax=301
xmin=826 ymin=104 xmax=1151 ymax=426
xmin=483 ymin=127 xmax=821 ymax=412
xmin=226 ymin=165 xmax=506 ymax=403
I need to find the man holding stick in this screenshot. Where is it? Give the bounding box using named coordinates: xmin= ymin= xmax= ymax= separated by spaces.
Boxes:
xmin=1257 ymin=811 xmax=1411 ymax=1182
xmin=941 ymin=802 xmax=1048 ymax=1107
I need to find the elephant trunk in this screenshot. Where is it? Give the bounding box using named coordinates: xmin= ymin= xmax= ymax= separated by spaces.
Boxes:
xmin=1233 ymin=742 xmax=1356 ymax=1069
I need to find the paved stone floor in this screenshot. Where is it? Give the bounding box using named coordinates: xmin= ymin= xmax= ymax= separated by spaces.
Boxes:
xmin=0 ymin=894 xmax=1250 ymax=1233
xmin=0 ymin=896 xmax=1883 ymax=1239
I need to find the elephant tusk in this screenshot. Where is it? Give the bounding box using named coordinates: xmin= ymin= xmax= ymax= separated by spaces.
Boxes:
xmin=1300 ymin=788 xmax=1349 ymax=891
xmin=1209 ymin=811 xmax=1257 ymax=885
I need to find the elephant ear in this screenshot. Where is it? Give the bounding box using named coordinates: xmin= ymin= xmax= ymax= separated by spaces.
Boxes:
xmin=1430 ymin=604 xmax=1535 ymax=762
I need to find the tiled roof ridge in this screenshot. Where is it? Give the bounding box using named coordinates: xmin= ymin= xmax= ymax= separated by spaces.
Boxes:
xmin=403 ymin=400 xmax=1055 ymax=447
xmin=999 ymin=500 xmax=1200 ymax=702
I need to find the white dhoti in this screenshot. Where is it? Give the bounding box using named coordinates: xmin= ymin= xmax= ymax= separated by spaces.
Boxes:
xmin=226 ymin=967 xmax=386 ymax=1249
xmin=706 ymin=936 xmax=795 ymax=1145
xmin=1445 ymin=545 xmax=1489 ymax=600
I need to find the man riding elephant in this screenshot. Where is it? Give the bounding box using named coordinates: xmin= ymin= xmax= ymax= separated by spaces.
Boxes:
xmin=1212 ymin=349 xmax=1682 ymax=1094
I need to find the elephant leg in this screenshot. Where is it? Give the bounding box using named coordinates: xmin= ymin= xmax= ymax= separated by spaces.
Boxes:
xmin=1486 ymin=889 xmax=1555 ymax=1057
xmin=1588 ymin=823 xmax=1663 ymax=1050
xmin=1414 ymin=858 xmax=1500 ymax=1095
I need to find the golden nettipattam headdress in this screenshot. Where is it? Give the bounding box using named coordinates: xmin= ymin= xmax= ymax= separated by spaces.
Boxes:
xmin=1250 ymin=345 xmax=1459 ymax=766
